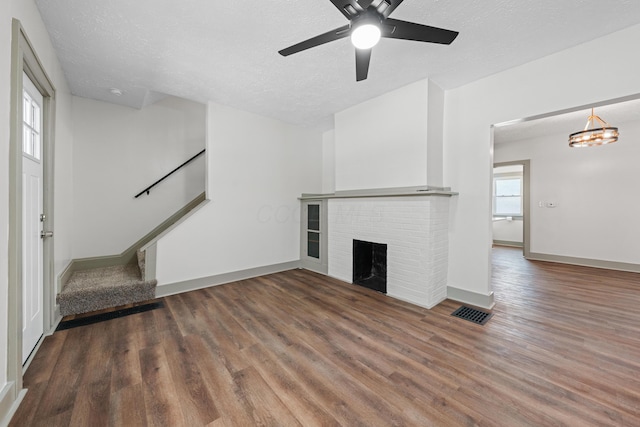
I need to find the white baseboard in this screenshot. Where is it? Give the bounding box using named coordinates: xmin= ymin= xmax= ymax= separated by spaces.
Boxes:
xmin=493 ymin=240 xmax=523 ymax=248
xmin=447 ymin=287 xmax=495 ymax=310
xmin=527 ymin=252 xmax=640 ymax=273
xmin=0 ymin=382 xmax=14 ymax=427
xmin=52 ymin=305 xmax=62 ymax=330
xmin=0 ymin=382 xmax=26 ymax=427
xmin=156 ymin=261 xmax=302 ymax=298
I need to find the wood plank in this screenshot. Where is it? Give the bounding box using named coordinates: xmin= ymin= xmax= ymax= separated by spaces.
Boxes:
xmin=232 ymin=366 xmax=302 ymax=426
xmin=29 ymin=409 xmax=73 ymax=427
xmin=161 ymin=331 xmax=220 ymax=425
xmin=77 ymin=313 xmax=116 ymax=386
xmin=68 ymin=381 xmax=111 ymax=427
xmin=183 ymin=334 xmax=253 ymax=427
xmin=110 ymin=322 xmax=143 ymax=392
xmin=109 ymin=383 xmax=148 ymax=427
xmin=139 ymin=345 xmax=186 ymax=426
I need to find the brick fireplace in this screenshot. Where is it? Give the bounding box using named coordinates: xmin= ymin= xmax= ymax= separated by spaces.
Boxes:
xmin=327 ymin=192 xmax=451 ymax=309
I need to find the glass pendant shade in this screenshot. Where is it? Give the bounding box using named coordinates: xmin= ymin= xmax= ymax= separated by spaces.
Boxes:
xmin=351 ymin=24 xmax=381 ymax=49
xmin=569 ymin=108 xmax=619 ymax=147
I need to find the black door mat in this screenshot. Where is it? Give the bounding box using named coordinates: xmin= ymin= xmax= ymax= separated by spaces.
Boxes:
xmin=451 ymin=305 xmax=493 ymax=325
xmin=56 ymin=301 xmax=164 ymax=331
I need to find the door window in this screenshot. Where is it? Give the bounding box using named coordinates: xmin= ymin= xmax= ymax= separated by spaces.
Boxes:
xmin=23 ymin=89 xmax=41 ymax=161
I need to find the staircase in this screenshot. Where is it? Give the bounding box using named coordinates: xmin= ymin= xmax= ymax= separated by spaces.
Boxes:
xmin=57 ymin=192 xmax=207 ymax=317
xmin=57 ymin=250 xmax=157 ymax=316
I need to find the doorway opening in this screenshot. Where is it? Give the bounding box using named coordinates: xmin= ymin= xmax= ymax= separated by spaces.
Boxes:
xmin=8 ymin=19 xmax=57 ymax=401
xmin=492 ymin=161 xmax=530 ymax=257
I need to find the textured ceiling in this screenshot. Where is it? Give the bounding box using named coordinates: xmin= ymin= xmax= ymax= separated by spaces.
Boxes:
xmin=35 ymin=0 xmax=640 ymax=130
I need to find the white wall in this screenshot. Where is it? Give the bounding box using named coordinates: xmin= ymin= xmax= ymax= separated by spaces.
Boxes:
xmin=493 ymin=219 xmax=523 ymax=244
xmin=334 ymin=80 xmax=429 ymax=191
xmin=427 ymin=81 xmax=445 ymax=187
xmin=71 ymin=96 xmax=206 ymax=258
xmin=444 ymin=23 xmax=640 ymax=302
xmin=322 ymin=130 xmax=335 ymax=193
xmin=495 ymin=121 xmax=640 ymax=263
xmin=155 ymin=102 xmax=322 ymax=285
xmin=1 ymin=0 xmax=74 ymax=408
xmin=54 ymin=90 xmax=74 ymax=285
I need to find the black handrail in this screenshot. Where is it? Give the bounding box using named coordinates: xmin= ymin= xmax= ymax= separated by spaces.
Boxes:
xmin=134 ymin=149 xmax=205 ymax=198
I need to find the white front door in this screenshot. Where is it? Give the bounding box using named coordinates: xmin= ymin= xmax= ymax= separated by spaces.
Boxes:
xmin=22 ymin=72 xmax=44 ymax=364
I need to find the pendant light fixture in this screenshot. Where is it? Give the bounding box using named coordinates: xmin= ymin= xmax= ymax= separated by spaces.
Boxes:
xmin=568 ymin=107 xmax=619 ymax=147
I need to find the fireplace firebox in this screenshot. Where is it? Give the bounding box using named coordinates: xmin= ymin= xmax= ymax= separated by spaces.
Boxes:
xmin=352 ymin=240 xmax=387 ymax=293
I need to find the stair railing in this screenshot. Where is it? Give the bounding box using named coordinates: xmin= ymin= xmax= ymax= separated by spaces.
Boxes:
xmin=134 ymin=149 xmax=205 ymax=198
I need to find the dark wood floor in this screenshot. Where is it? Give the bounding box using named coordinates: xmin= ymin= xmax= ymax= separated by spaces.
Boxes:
xmin=11 ymin=247 xmax=640 ymax=426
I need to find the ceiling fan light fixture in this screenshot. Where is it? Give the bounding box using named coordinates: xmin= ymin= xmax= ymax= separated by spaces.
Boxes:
xmin=568 ymin=107 xmax=619 ymax=147
xmin=351 ymin=23 xmax=381 ymax=49
xmin=278 ymin=0 xmax=459 ymax=81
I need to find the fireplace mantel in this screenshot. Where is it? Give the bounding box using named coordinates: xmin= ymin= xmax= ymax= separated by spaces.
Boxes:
xmin=299 ymin=185 xmax=457 ymax=201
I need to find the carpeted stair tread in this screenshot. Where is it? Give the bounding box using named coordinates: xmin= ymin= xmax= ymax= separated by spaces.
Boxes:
xmin=57 ymin=264 xmax=157 ymax=316
xmin=65 ymin=264 xmax=142 ymax=289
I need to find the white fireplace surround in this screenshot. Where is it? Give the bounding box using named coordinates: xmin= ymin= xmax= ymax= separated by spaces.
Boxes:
xmin=325 ymin=192 xmax=452 ymax=309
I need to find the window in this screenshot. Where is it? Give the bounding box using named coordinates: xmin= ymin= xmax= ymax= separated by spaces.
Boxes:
xmin=22 ymin=89 xmax=41 ymax=161
xmin=494 ymin=175 xmax=522 ymax=216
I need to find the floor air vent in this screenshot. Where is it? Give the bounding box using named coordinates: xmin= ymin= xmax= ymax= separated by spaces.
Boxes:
xmin=451 ymin=305 xmax=493 ymax=325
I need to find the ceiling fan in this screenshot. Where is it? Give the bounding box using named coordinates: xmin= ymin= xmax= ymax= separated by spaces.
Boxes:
xmin=278 ymin=0 xmax=459 ymax=81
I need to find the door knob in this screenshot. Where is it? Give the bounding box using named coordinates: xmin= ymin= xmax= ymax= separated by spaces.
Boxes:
xmin=40 ymin=230 xmax=53 ymax=239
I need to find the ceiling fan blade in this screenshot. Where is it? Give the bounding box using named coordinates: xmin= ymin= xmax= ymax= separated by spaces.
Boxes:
xmin=330 ymin=0 xmax=365 ymax=19
xmin=355 ymin=48 xmax=372 ymax=81
xmin=383 ymin=18 xmax=459 ymax=44
xmin=279 ymin=25 xmax=351 ymax=56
